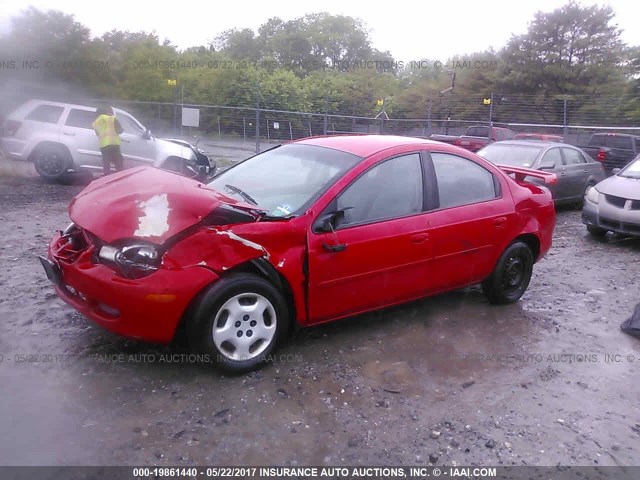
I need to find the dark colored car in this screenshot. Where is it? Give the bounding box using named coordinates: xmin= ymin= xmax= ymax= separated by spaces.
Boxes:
xmin=477 ymin=140 xmax=605 ymax=205
xmin=40 ymin=135 xmax=556 ymax=373
xmin=582 ymin=155 xmax=640 ymax=237
xmin=580 ymin=133 xmax=640 ymax=175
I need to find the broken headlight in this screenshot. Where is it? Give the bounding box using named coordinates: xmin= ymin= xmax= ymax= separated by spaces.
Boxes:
xmin=100 ymin=242 xmax=161 ymax=278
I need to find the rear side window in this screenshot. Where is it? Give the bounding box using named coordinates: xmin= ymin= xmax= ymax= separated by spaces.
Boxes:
xmin=562 ymin=148 xmax=586 ymax=165
xmin=466 ymin=126 xmax=488 ymax=137
xmin=25 ymin=105 xmax=64 ymax=124
xmin=431 ymin=153 xmax=498 ymax=209
xmin=65 ymin=109 xmax=97 ymax=129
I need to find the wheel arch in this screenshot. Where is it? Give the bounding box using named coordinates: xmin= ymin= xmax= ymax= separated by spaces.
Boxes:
xmin=173 ymin=259 xmax=299 ymax=343
xmin=513 ymin=233 xmax=540 ymax=262
xmin=28 ymin=141 xmax=75 ymax=166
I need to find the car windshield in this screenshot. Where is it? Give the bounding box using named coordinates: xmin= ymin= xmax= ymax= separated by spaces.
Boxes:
xmin=620 ymin=158 xmax=640 ymax=179
xmin=207 ymin=144 xmax=361 ymax=217
xmin=477 ymin=144 xmax=542 ymax=168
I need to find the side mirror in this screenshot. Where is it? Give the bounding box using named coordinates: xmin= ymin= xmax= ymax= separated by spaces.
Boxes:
xmin=317 ymin=208 xmax=351 ymax=232
xmin=539 ymin=161 xmax=556 ymax=171
xmin=611 ymin=168 xmax=621 ymax=175
xmin=143 ymin=128 xmax=151 ymax=139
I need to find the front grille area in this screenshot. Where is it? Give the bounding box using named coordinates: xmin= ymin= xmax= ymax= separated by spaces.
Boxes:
xmin=605 ymin=194 xmax=627 ymax=208
xmin=605 ymin=195 xmax=640 ymax=210
xmin=600 ymin=218 xmax=640 ymax=235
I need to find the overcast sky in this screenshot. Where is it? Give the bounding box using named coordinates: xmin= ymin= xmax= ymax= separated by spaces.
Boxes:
xmin=1 ymin=0 xmax=638 ymax=61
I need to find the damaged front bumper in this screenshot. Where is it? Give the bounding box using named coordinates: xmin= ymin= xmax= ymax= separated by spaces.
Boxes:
xmin=42 ymin=230 xmax=219 ymax=343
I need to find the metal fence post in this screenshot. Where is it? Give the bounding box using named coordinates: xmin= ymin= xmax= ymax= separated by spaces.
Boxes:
xmin=323 ymin=96 xmax=329 ymax=135
xmin=255 ymin=103 xmax=260 ymax=154
xmin=426 ymin=95 xmax=432 ymax=136
xmin=563 ymin=98 xmax=568 ymax=137
xmin=489 ymin=92 xmax=494 ymax=126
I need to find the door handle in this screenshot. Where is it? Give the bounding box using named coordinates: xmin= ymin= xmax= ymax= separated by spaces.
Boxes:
xmin=493 ymin=217 xmax=507 ymax=228
xmin=63 ymin=132 xmax=75 ymax=136
xmin=560 ymin=172 xmax=567 ymax=177
xmin=410 ymin=233 xmax=429 ymax=244
xmin=121 ymin=139 xmax=130 ymax=143
xmin=323 ymin=242 xmax=347 ymax=253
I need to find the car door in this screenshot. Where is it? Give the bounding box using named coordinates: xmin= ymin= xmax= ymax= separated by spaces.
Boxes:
xmin=537 ymin=147 xmax=569 ymax=200
xmin=306 ymin=152 xmax=432 ymax=322
xmin=560 ymin=147 xmax=590 ymax=199
xmin=426 ymin=152 xmax=516 ymax=291
xmin=114 ymin=111 xmax=156 ymax=167
xmin=61 ymin=108 xmax=102 ymax=170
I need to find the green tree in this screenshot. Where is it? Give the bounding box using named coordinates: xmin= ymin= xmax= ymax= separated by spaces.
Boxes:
xmin=497 ymin=1 xmax=627 ymax=96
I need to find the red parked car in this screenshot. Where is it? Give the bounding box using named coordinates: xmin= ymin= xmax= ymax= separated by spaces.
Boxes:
xmin=40 ymin=135 xmax=556 ymax=373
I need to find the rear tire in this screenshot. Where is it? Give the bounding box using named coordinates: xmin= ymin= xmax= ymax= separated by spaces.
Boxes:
xmin=482 ymin=241 xmax=534 ymax=304
xmin=187 ymin=273 xmax=290 ymax=374
xmin=32 ymin=144 xmax=72 ymax=182
xmin=586 ymin=225 xmax=607 ymax=237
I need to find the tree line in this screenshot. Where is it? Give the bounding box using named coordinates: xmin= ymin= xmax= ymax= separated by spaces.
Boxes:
xmin=1 ymin=1 xmax=639 ymax=124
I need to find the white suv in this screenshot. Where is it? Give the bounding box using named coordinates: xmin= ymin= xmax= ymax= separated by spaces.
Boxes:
xmin=1 ymin=99 xmax=208 ymax=181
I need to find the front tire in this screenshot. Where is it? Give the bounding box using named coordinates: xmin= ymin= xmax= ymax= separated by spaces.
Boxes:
xmin=586 ymin=225 xmax=607 ymax=237
xmin=187 ymin=273 xmax=290 ymax=374
xmin=482 ymin=241 xmax=534 ymax=304
xmin=32 ymin=145 xmax=71 ymax=182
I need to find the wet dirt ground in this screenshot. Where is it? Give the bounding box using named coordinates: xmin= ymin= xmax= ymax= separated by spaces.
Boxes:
xmin=0 ymin=163 xmax=639 ymax=468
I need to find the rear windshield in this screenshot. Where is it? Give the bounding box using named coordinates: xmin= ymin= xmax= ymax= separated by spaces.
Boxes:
xmin=588 ymin=135 xmax=634 ymax=149
xmin=465 ymin=126 xmax=489 ymax=137
xmin=477 ymin=144 xmax=542 ymax=168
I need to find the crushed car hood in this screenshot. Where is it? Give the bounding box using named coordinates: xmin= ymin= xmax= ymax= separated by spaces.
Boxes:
xmin=69 ymin=166 xmax=257 ymax=244
xmin=596 ymin=175 xmax=640 ymax=200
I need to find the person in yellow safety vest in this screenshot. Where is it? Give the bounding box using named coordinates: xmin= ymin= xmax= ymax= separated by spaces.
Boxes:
xmin=92 ymin=105 xmax=124 ymax=176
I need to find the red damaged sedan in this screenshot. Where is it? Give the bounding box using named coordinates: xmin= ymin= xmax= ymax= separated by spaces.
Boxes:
xmin=40 ymin=135 xmax=556 ymax=372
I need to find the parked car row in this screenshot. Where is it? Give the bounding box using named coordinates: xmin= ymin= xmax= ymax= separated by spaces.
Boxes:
xmin=477 ymin=140 xmax=605 ymax=206
xmin=0 ymin=99 xmax=215 ymax=182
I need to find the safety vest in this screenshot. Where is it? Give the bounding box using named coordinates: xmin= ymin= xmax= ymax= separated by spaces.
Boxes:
xmin=92 ymin=114 xmax=121 ymax=147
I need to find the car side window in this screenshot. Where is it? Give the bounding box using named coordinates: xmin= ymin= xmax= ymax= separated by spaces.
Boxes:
xmin=431 ymin=153 xmax=497 ymax=209
xmin=25 ymin=105 xmax=64 ymax=124
xmin=336 ymin=153 xmax=423 ymax=227
xmin=65 ymin=109 xmax=97 ymax=129
xmin=562 ymin=148 xmax=586 ymax=165
xmin=540 ymin=148 xmax=562 ymax=168
xmin=116 ymin=113 xmax=145 ymax=134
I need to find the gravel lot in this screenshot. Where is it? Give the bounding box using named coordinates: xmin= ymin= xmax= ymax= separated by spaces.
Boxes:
xmin=0 ymin=156 xmax=639 ymax=467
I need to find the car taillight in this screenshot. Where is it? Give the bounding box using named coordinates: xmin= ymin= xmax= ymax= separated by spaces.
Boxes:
xmin=596 ymin=149 xmax=606 ymax=162
xmin=454 ymin=138 xmax=462 ymax=146
xmin=4 ymin=120 xmax=21 ymax=136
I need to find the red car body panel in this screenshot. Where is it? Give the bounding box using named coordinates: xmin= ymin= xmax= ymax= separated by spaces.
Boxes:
xmin=45 ymin=136 xmax=555 ymax=344
xmin=48 ymin=232 xmax=219 ymax=342
xmin=69 ymin=166 xmax=257 ymax=244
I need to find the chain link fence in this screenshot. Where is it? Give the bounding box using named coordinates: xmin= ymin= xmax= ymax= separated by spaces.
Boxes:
xmin=95 ymin=92 xmax=639 ymax=156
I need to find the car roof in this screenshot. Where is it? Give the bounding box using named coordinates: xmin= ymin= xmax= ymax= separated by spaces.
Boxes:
xmin=292 ymin=135 xmax=440 ymax=157
xmin=22 ymin=99 xmax=127 ymax=115
xmin=486 ymin=140 xmax=576 ymax=148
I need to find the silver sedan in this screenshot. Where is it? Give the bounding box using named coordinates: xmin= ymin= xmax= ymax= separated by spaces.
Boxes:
xmin=477 ymin=140 xmax=606 ymax=205
xmin=582 ymin=156 xmax=640 ymax=237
